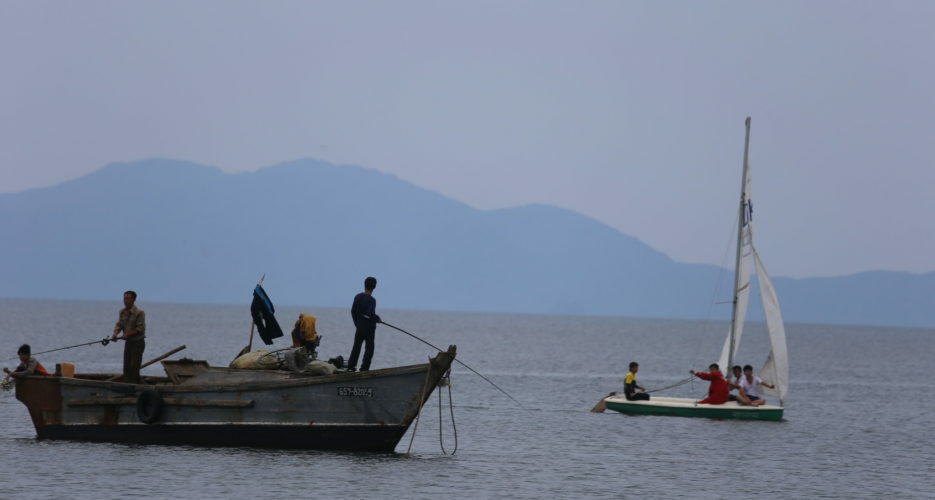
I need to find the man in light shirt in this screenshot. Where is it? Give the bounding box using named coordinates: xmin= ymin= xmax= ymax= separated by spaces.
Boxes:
xmin=738 ymin=364 xmax=775 ymax=407
xmin=111 ymin=290 xmax=146 ymax=383
xmin=727 ymin=365 xmax=754 ymax=406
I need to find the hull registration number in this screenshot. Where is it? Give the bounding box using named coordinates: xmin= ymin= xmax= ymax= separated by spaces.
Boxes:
xmin=338 ymin=387 xmax=374 ymax=397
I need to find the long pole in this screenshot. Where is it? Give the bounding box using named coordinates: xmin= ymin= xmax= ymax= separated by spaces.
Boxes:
xmin=238 ymin=274 xmax=265 ymax=358
xmin=373 ymin=318 xmax=524 ymax=407
xmin=246 ymin=323 xmax=256 ymax=353
xmin=105 ymin=345 xmax=187 ymax=382
xmin=140 ymin=345 xmax=186 ymax=369
xmin=727 ymin=117 xmax=752 ymax=374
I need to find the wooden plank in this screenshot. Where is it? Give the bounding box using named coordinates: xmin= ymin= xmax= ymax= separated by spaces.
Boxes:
xmin=163 ymin=398 xmax=254 ymax=408
xmin=67 ymin=397 xmax=137 ymax=406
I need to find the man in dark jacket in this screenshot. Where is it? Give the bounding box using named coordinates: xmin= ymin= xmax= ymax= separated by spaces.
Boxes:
xmin=348 ymin=277 xmax=380 ymax=372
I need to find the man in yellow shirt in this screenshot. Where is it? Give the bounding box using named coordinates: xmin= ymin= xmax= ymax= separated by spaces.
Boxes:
xmin=624 ymin=361 xmax=650 ymax=401
xmin=291 ymin=313 xmax=320 ymax=358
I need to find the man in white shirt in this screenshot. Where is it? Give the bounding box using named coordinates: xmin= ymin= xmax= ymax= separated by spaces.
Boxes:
xmin=727 ymin=365 xmax=754 ymax=405
xmin=739 ymin=364 xmax=776 ymax=407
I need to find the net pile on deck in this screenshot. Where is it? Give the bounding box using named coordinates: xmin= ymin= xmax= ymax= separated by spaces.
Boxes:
xmin=229 ymin=347 xmax=337 ymax=376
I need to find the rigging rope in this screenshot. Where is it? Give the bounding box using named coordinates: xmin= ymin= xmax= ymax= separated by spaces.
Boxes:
xmin=405 ymin=367 xmax=434 ymax=456
xmin=644 ymin=375 xmax=697 ymax=394
xmin=701 ymin=211 xmax=740 ymax=339
xmin=405 ymin=367 xmax=459 ymax=456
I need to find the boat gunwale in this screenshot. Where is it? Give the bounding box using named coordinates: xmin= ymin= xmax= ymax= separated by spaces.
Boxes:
xmin=55 ymin=361 xmax=433 ymax=394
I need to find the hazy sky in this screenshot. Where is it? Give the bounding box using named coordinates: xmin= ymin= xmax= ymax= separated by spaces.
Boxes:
xmin=2 ymin=1 xmax=933 ymax=278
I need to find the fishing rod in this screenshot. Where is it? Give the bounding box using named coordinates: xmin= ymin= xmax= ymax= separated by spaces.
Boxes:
xmin=4 ymin=337 xmax=120 ymax=362
xmin=368 ymin=316 xmax=524 ymax=408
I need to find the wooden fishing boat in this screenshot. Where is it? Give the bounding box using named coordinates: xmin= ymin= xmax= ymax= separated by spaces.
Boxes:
xmin=604 ymin=118 xmax=788 ymax=421
xmin=13 ymin=346 xmax=455 ymax=451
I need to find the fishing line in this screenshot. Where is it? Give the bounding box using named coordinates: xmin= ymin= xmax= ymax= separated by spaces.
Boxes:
xmin=4 ymin=337 xmax=119 ymax=361
xmin=371 ymin=317 xmax=524 ymax=408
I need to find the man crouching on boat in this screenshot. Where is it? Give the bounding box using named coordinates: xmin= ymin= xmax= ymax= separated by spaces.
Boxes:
xmin=3 ymin=344 xmax=50 ymax=378
xmin=690 ymin=363 xmax=728 ymax=405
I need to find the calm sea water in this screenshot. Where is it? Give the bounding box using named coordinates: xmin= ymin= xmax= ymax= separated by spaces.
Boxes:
xmin=1 ymin=298 xmax=933 ymax=499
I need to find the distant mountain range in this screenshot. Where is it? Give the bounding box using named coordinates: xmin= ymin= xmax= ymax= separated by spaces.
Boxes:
xmin=1 ymin=158 xmax=933 ymax=327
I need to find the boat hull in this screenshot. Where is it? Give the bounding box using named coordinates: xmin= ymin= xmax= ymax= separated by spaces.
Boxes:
xmin=15 ymin=347 xmax=456 ymax=451
xmin=604 ymin=396 xmax=783 ymax=421
xmin=36 ymin=423 xmax=407 ymax=451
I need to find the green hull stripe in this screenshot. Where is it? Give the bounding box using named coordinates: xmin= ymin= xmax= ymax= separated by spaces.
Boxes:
xmin=605 ymin=401 xmax=783 ymax=421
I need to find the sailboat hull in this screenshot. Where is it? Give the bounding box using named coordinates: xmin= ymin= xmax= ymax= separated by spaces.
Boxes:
xmin=604 ymin=396 xmax=783 ymax=421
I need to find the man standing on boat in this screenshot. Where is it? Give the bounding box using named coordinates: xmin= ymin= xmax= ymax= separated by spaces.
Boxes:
xmin=111 ymin=290 xmax=146 ymax=383
xmin=690 ymin=363 xmax=728 ymax=405
xmin=348 ymin=277 xmax=380 ymax=372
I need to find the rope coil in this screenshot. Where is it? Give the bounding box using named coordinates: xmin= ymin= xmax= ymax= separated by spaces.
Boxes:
xmin=405 ymin=366 xmax=458 ymax=456
xmin=438 ymin=369 xmax=457 ymax=455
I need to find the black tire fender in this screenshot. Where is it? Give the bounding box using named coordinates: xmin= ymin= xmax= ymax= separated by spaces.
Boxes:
xmin=136 ymin=390 xmax=163 ymax=424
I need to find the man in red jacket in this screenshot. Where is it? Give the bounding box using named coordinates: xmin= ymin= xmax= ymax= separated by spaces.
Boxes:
xmin=691 ymin=363 xmax=728 ymax=405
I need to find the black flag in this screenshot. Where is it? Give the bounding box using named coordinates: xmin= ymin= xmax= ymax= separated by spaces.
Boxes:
xmin=250 ymin=285 xmax=283 ymax=345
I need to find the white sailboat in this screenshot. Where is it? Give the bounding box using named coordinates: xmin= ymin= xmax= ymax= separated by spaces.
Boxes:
xmin=605 ymin=117 xmax=788 ymax=421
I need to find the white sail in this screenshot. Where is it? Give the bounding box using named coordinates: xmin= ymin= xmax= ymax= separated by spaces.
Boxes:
xmin=717 ymin=171 xmax=754 ymax=372
xmin=715 ymin=118 xmax=788 ymax=406
xmin=754 ymin=249 xmax=788 ymax=403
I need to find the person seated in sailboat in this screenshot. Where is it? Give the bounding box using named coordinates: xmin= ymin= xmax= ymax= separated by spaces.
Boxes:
xmin=727 ymin=365 xmax=754 ymax=406
xmin=623 ymin=362 xmax=650 ymax=401
xmin=690 ymin=363 xmax=729 ymax=405
xmin=738 ymin=364 xmax=775 ymax=407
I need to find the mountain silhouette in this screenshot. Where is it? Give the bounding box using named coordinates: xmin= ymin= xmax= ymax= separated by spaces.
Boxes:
xmin=1 ymin=158 xmax=932 ymax=327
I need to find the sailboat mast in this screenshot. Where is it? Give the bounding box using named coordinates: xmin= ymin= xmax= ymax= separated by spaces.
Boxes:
xmin=727 ymin=117 xmax=752 ymax=375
